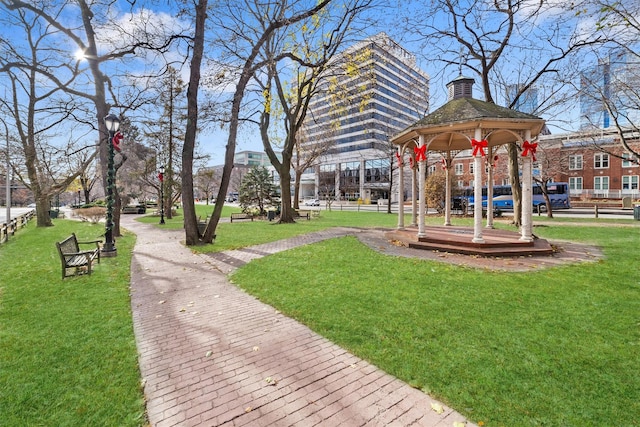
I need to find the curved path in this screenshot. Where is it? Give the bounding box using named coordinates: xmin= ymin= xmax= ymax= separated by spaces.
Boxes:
xmin=123 ymin=216 xmax=476 ymax=427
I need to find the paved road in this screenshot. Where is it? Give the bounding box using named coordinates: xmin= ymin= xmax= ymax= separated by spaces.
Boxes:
xmin=0 ymin=207 xmax=34 ymax=223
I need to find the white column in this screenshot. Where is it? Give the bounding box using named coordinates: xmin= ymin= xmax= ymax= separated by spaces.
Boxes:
xmin=359 ymin=159 xmax=365 ymax=202
xmin=417 ymin=136 xmax=427 ymax=238
xmin=411 ymin=163 xmax=417 ymax=226
xmin=334 ymin=164 xmax=340 ymax=202
xmin=472 ymin=130 xmax=485 ymax=243
xmin=397 ymin=150 xmax=405 ymax=230
xmin=444 ymin=155 xmax=452 ymax=226
xmin=520 ymin=131 xmax=534 ymax=242
xmin=486 ymin=147 xmax=495 ymax=229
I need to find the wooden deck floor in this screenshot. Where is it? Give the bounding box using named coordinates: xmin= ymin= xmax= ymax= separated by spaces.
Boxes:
xmin=386 ymin=225 xmax=554 ymax=257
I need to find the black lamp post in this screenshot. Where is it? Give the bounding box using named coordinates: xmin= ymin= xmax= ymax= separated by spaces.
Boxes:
xmin=158 ymin=165 xmax=165 ymax=224
xmin=102 ymin=113 xmax=120 ymax=256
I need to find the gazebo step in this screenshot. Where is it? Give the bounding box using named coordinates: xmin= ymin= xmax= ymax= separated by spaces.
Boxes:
xmin=387 ymin=226 xmax=555 ymax=258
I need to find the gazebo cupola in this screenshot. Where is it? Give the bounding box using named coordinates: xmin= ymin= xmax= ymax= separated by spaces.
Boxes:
xmin=446 ymin=75 xmax=474 ymax=100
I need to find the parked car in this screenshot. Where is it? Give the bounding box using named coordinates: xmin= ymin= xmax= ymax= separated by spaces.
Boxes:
xmin=304 ymin=199 xmax=320 ymax=206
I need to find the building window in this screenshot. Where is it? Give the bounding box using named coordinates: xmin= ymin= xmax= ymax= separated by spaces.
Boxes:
xmin=569 ymin=177 xmax=583 ymax=191
xmin=622 ymin=175 xmax=639 ymax=190
xmin=454 ymin=163 xmax=463 ymax=175
xmin=594 ymin=153 xmax=609 ymax=169
xmin=428 ymin=165 xmax=436 ymax=174
xmin=457 ymin=180 xmax=464 ymax=188
xmin=594 ymin=176 xmax=609 ymax=190
xmin=569 ymin=155 xmax=583 ymax=170
xmin=364 ymin=158 xmax=390 ymax=183
xmin=469 ymin=162 xmax=474 ymax=175
xmin=622 ymin=153 xmax=638 ymax=168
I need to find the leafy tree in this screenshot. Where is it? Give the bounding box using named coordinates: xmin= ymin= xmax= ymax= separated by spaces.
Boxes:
xmin=238 ymin=166 xmax=279 ymax=215
xmin=255 ymin=0 xmax=375 ymax=223
xmin=195 ymin=0 xmax=338 ymax=243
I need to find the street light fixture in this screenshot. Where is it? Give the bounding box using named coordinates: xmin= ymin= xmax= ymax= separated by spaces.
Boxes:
xmin=158 ymin=165 xmax=165 ymax=224
xmin=102 ymin=113 xmax=120 ymax=257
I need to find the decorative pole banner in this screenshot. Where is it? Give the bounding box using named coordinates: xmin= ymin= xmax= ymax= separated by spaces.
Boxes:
xmin=441 ymin=158 xmax=447 ymax=170
xmin=414 ymin=144 xmax=427 ymax=162
xmin=470 ymin=139 xmax=488 ymax=157
xmin=395 ymin=151 xmax=403 ymax=167
xmin=112 ymin=132 xmax=123 ymax=152
xmin=521 ymin=140 xmax=538 ymax=161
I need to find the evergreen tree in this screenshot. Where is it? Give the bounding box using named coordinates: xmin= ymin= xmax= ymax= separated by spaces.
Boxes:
xmin=238 ymin=166 xmax=279 ymax=215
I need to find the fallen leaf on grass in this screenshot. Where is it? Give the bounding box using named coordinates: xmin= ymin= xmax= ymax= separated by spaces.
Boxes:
xmin=430 ymin=402 xmax=444 ymax=414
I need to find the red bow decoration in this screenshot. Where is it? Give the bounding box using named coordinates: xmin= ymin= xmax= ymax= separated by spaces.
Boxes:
xmin=414 ymin=144 xmax=427 ymax=162
xmin=471 ymin=139 xmax=487 ymax=157
xmin=441 ymin=158 xmax=447 ymax=170
xmin=112 ymin=132 xmax=123 ymax=152
xmin=521 ymin=140 xmax=538 ymax=161
xmin=395 ymin=151 xmax=403 ymax=167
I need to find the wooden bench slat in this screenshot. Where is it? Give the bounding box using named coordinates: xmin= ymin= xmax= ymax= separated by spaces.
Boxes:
xmin=56 ymin=233 xmax=102 ymax=279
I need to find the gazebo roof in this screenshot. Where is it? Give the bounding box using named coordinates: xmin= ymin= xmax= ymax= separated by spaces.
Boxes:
xmin=391 ymin=80 xmax=546 ymax=151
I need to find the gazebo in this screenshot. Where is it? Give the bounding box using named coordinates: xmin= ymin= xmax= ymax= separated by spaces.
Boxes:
xmin=390 ymin=76 xmax=550 ymax=255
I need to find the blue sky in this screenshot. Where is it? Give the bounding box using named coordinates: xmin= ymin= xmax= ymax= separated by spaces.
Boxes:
xmin=0 ymin=0 xmax=620 ymax=166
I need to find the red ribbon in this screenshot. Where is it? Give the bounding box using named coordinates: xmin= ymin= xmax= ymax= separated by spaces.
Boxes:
xmin=414 ymin=145 xmax=427 ymax=162
xmin=471 ymin=139 xmax=487 ymax=157
xmin=521 ymin=140 xmax=538 ymax=161
xmin=395 ymin=151 xmax=403 ymax=167
xmin=441 ymin=158 xmax=447 ymax=170
xmin=158 ymin=172 xmax=164 ymax=183
xmin=112 ymin=132 xmax=123 ymax=152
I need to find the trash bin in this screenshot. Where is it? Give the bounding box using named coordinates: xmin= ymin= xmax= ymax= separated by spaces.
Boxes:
xmin=267 ymin=210 xmax=276 ymax=221
xmin=634 ymin=205 xmax=640 ymax=221
xmin=49 ymin=209 xmax=59 ymax=219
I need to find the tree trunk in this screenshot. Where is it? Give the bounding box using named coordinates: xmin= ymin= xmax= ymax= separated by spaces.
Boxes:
xmin=293 ymin=170 xmax=302 ymax=210
xmin=182 ymin=0 xmax=207 ymax=246
xmin=278 ymin=163 xmax=295 ymax=223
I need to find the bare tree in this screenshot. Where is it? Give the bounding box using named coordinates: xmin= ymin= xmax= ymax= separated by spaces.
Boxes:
xmin=3 ymin=0 xmax=184 ymax=234
xmin=0 ymin=5 xmax=96 ymax=226
xmin=195 ymin=0 xmax=338 ymax=242
xmin=291 ymin=127 xmax=334 ymax=210
xmin=402 ymin=0 xmax=609 ymax=226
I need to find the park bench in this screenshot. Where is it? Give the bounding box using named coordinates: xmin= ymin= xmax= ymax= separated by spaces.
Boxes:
xmin=55 ymin=233 xmax=102 ymax=279
xmin=294 ymin=210 xmax=311 ymax=220
xmin=230 ymin=213 xmax=254 ymax=222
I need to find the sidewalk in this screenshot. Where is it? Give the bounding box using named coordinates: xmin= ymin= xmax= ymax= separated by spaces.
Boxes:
xmin=123 ymin=216 xmax=476 ymax=427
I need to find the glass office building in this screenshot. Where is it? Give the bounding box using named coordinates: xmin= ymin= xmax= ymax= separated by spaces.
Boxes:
xmin=300 ymin=32 xmax=430 ymax=202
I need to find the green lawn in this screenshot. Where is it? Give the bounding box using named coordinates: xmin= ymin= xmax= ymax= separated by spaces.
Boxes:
xmin=0 ymin=220 xmax=145 ymax=427
xmin=2 ymin=210 xmax=638 ymax=426
xmin=229 ymin=221 xmax=640 ymax=425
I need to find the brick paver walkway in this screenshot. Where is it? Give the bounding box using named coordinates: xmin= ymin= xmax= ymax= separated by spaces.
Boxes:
xmin=124 ymin=217 xmax=476 ymax=427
